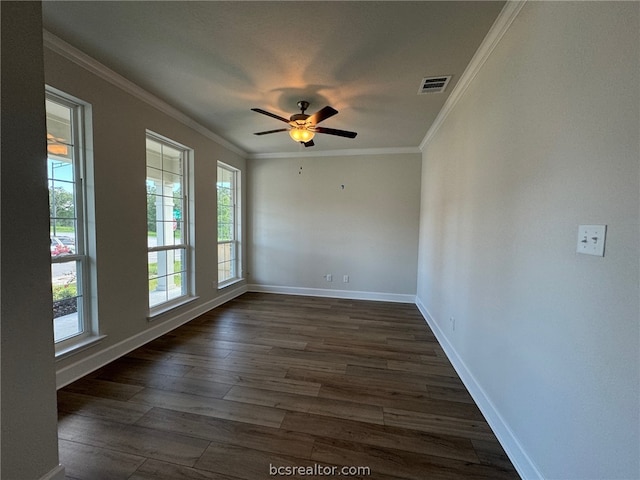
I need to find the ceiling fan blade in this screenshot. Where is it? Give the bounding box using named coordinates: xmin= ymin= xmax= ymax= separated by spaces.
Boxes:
xmin=306 ymin=106 xmax=338 ymax=125
xmin=253 ymin=128 xmax=289 ymax=135
xmin=313 ymin=126 xmax=358 ymax=138
xmin=303 ymin=140 xmax=315 ymax=147
xmin=251 ymin=108 xmax=290 ymax=124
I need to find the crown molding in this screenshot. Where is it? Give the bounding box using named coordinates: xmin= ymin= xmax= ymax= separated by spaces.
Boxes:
xmin=42 ymin=30 xmax=247 ymax=158
xmin=249 ymin=146 xmax=420 ymax=160
xmin=419 ymin=0 xmax=527 ymax=151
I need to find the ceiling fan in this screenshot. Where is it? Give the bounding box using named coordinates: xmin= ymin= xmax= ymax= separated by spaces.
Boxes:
xmin=251 ymin=101 xmax=357 ymax=147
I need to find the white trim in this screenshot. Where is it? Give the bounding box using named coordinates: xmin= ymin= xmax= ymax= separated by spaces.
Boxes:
xmin=249 ymin=146 xmax=420 ymax=160
xmin=55 ymin=334 xmax=107 ymax=361
xmin=419 ymin=0 xmax=527 ymax=151
xmin=148 ymin=295 xmax=199 ymax=320
xmin=39 ymin=464 xmax=65 ymax=480
xmin=42 ymin=30 xmax=247 ymax=158
xmin=247 ymin=284 xmax=415 ymax=304
xmin=414 ymin=296 xmax=542 ymax=480
xmin=56 ymin=284 xmax=247 ymax=389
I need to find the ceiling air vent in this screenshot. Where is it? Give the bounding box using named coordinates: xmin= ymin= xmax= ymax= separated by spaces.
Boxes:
xmin=418 ymin=76 xmax=451 ymax=94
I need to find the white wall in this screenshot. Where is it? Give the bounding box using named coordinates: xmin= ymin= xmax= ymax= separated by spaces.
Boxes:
xmin=1 ymin=3 xmax=63 ymax=479
xmin=248 ymin=153 xmax=421 ymax=300
xmin=43 ymin=45 xmax=248 ymax=386
xmin=417 ymin=2 xmax=639 ymax=479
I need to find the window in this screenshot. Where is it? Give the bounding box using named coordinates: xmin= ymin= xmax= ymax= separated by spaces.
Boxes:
xmin=217 ymin=162 xmax=240 ymax=286
xmin=146 ymin=133 xmax=192 ymax=312
xmin=47 ymin=89 xmax=94 ymax=351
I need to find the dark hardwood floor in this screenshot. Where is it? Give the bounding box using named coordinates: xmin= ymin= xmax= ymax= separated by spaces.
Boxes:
xmin=57 ymin=292 xmax=519 ymax=479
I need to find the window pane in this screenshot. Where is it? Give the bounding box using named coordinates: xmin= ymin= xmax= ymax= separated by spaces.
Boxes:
xmin=218 ymin=187 xmax=232 ymax=206
xmin=149 ymin=279 xmax=167 ymax=307
xmin=46 ymin=99 xmax=73 ymax=151
xmin=52 ymin=260 xmax=83 ymax=342
xmin=163 ymin=153 xmax=182 ymax=175
xmin=148 ymin=247 xmax=186 ymax=306
xmin=146 ymin=142 xmax=162 ymax=169
xmin=173 ymin=223 xmax=183 ymax=245
xmin=148 ymin=250 xmax=160 ymax=280
xmin=51 ymin=235 xmax=74 ymax=258
xmin=49 ymin=159 xmax=74 ymax=181
xmin=154 ymin=249 xmax=168 ymax=280
xmin=167 ymin=272 xmax=184 ymax=301
xmin=162 ymin=195 xmax=180 ymax=212
xmin=50 ymin=186 xmax=76 ymax=220
xmin=163 ymin=171 xmax=182 ymax=191
xmin=56 ymin=234 xmax=77 ymax=255
xmin=147 ymin=182 xmax=158 ymax=239
xmin=151 ymin=192 xmax=183 ymax=246
xmin=218 ymin=166 xmax=233 ymax=185
xmin=218 ymin=201 xmax=234 ymax=241
xmin=146 ymin=166 xmax=162 ymax=183
xmin=218 ymin=241 xmax=236 ymax=283
xmin=168 ymin=248 xmax=185 ymax=274
xmin=172 ymin=198 xmax=183 ymax=221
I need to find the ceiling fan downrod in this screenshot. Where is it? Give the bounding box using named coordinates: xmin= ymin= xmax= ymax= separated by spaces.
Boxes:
xmin=297 ymin=100 xmax=310 ymax=114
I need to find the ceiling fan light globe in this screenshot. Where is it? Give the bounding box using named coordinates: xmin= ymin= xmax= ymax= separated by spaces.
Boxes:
xmin=289 ymin=128 xmax=315 ymax=143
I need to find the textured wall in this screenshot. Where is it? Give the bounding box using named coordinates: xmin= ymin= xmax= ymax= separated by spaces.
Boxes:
xmin=248 ymin=153 xmax=421 ymax=297
xmin=417 ymin=3 xmax=639 ymax=478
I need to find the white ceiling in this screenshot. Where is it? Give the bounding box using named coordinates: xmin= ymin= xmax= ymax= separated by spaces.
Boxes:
xmin=42 ymin=1 xmax=505 ymax=156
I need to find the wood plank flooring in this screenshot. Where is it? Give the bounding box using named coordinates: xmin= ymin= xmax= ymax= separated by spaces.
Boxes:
xmin=58 ymin=292 xmax=519 ymax=479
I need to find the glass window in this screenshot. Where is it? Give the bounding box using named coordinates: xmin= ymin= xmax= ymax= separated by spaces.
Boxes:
xmin=217 ymin=163 xmax=240 ymax=285
xmin=146 ymin=133 xmax=192 ymax=311
xmin=46 ymin=90 xmax=94 ymax=350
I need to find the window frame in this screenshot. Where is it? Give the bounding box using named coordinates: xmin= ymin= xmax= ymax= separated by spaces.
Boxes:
xmin=217 ymin=162 xmax=241 ymax=287
xmin=46 ymin=87 xmax=100 ymax=356
xmin=146 ymin=131 xmax=194 ymax=316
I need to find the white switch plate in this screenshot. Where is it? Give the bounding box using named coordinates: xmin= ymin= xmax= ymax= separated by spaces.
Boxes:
xmin=577 ymin=225 xmax=606 ymax=256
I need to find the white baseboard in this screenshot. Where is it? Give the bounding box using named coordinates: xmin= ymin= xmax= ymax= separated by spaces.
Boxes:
xmin=247 ymin=284 xmax=416 ymax=304
xmin=39 ymin=464 xmax=65 ymax=480
xmin=56 ymin=284 xmax=248 ymax=388
xmin=415 ymin=297 xmax=542 ymax=480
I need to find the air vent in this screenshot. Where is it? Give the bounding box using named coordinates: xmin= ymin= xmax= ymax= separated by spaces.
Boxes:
xmin=418 ymin=76 xmax=451 ymax=94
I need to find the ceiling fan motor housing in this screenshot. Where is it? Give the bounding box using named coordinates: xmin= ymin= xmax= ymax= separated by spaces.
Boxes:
xmin=290 ymin=113 xmax=309 ymax=125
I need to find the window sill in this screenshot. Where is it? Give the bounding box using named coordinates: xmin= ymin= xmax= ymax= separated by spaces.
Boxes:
xmin=217 ymin=277 xmax=244 ymax=290
xmin=147 ymin=295 xmax=199 ymax=321
xmin=55 ymin=334 xmax=107 ymax=360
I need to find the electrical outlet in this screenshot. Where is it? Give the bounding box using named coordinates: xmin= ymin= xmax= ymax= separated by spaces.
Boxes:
xmin=450 ymin=316 xmax=455 ymax=331
xmin=343 ymin=275 xmax=349 ymax=283
xmin=325 ymin=274 xmax=332 ymax=282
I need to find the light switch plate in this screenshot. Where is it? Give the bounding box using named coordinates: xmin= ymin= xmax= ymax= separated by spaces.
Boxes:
xmin=577 ymin=225 xmax=606 ymax=256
